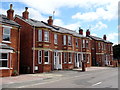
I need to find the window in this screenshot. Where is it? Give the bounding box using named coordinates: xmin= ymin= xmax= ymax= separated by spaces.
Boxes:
xmin=83 ymin=54 xmax=86 ymax=61
xmin=44 ymin=51 xmax=49 ymax=64
xmin=54 ymin=34 xmax=58 ymax=44
xmin=86 ymin=40 xmax=89 ymax=48
xmin=38 ymin=51 xmax=42 ymax=64
xmin=82 ymin=39 xmax=85 ymax=48
xmin=64 ymin=52 xmax=67 ymax=63
xmin=38 ymin=30 xmax=42 ymax=41
xmin=76 ymin=38 xmax=78 ymax=47
xmin=104 ymin=44 xmax=106 ymax=50
xmin=0 ymin=53 xmax=8 ymax=67
xmin=3 ymin=28 xmax=10 ymax=41
xmin=44 ymin=31 xmax=49 ymax=42
xmin=111 ymin=46 xmax=113 ymax=51
xmin=68 ymin=36 xmax=72 ymax=45
xmin=63 ymin=35 xmax=66 ymax=45
xmin=68 ymin=53 xmax=72 ymax=63
xmin=98 ymin=42 xmax=101 ymax=49
xmin=87 ymin=54 xmax=89 ymax=63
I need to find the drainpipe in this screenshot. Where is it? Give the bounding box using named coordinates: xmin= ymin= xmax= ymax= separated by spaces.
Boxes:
xmin=32 ymin=25 xmax=35 ymax=73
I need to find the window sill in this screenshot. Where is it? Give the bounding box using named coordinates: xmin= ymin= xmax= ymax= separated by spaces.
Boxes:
xmin=0 ymin=67 xmax=13 ymax=70
xmin=44 ymin=62 xmax=49 ymax=64
xmin=2 ymin=41 xmax=11 ymax=44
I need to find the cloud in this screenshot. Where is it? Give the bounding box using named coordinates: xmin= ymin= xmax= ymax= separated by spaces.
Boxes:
xmin=91 ymin=21 xmax=108 ymax=31
xmin=107 ymin=33 xmax=118 ymax=41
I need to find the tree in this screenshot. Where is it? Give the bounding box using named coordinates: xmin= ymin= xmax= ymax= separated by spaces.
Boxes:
xmin=113 ymin=44 xmax=120 ymax=62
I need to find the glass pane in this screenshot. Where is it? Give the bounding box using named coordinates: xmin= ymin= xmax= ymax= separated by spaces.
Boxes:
xmin=3 ymin=35 xmax=10 ymax=41
xmin=0 ymin=53 xmax=8 ymax=59
xmin=0 ymin=61 xmax=7 ymax=67
xmin=45 ymin=57 xmax=48 ymax=62
xmin=45 ymin=51 xmax=48 ymax=56
xmin=4 ymin=28 xmax=10 ymax=34
xmin=39 ymin=51 xmax=41 ymax=56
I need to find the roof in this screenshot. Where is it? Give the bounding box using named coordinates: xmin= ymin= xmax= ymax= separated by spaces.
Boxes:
xmin=15 ymin=15 xmax=85 ymax=38
xmin=0 ymin=14 xmax=20 ymax=27
xmin=88 ymin=35 xmax=113 ymax=44
xmin=0 ymin=43 xmax=14 ymax=50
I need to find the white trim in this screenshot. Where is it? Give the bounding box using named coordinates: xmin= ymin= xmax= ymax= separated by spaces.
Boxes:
xmin=0 ymin=49 xmax=13 ymax=53
xmin=2 ymin=25 xmax=12 ymax=28
xmin=2 ymin=41 xmax=11 ymax=44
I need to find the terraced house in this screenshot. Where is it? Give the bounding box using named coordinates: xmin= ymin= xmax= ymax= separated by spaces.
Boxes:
xmin=0 ymin=4 xmax=20 ymax=77
xmin=15 ymin=7 xmax=92 ymax=74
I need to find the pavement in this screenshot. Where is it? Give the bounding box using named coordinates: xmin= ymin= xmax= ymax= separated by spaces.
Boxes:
xmin=0 ymin=67 xmax=114 ymax=86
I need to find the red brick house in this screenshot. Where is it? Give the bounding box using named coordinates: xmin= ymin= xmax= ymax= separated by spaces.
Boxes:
xmin=86 ymin=30 xmax=113 ymax=66
xmin=15 ymin=7 xmax=92 ymax=74
xmin=0 ymin=4 xmax=20 ymax=77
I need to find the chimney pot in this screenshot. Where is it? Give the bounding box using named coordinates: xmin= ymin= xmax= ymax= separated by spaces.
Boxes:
xmin=22 ymin=7 xmax=29 ymax=19
xmin=79 ymin=27 xmax=83 ymax=35
xmin=7 ymin=4 xmax=14 ymax=20
xmin=103 ymin=34 xmax=107 ymax=40
xmin=86 ymin=29 xmax=90 ymax=36
xmin=47 ymin=16 xmax=53 ymax=26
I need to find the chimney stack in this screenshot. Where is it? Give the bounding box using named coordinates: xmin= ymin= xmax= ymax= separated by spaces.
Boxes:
xmin=47 ymin=16 xmax=53 ymax=26
xmin=86 ymin=29 xmax=90 ymax=36
xmin=103 ymin=34 xmax=107 ymax=40
xmin=79 ymin=27 xmax=83 ymax=35
xmin=22 ymin=7 xmax=29 ymax=19
xmin=7 ymin=4 xmax=14 ymax=20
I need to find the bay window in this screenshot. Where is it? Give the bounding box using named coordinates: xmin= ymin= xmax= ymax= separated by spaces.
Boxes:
xmin=0 ymin=53 xmax=8 ymax=67
xmin=44 ymin=31 xmax=49 ymax=42
xmin=54 ymin=34 xmax=58 ymax=44
xmin=68 ymin=36 xmax=72 ymax=45
xmin=44 ymin=51 xmax=49 ymax=64
xmin=38 ymin=30 xmax=42 ymax=41
xmin=68 ymin=53 xmax=72 ymax=63
xmin=38 ymin=51 xmax=42 ymax=64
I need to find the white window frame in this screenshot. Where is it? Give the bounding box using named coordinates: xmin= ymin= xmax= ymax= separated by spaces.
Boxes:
xmin=38 ymin=30 xmax=42 ymax=41
xmin=38 ymin=50 xmax=42 ymax=64
xmin=54 ymin=34 xmax=58 ymax=44
xmin=68 ymin=36 xmax=72 ymax=46
xmin=63 ymin=35 xmax=66 ymax=45
xmin=0 ymin=53 xmax=9 ymax=68
xmin=44 ymin=51 xmax=49 ymax=64
xmin=44 ymin=31 xmax=49 ymax=42
xmin=3 ymin=27 xmax=11 ymax=42
xmin=82 ymin=39 xmax=85 ymax=48
xmin=76 ymin=38 xmax=78 ymax=47
xmin=68 ymin=53 xmax=72 ymax=63
xmin=86 ymin=40 xmax=89 ymax=48
xmin=64 ymin=52 xmax=67 ymax=63
xmin=87 ymin=54 xmax=90 ymax=63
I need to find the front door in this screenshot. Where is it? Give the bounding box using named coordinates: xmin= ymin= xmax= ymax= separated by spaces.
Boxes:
xmin=54 ymin=52 xmax=62 ymax=70
xmin=75 ymin=53 xmax=82 ymax=68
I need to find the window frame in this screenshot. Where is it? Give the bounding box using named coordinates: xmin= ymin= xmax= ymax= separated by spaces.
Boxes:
xmin=68 ymin=36 xmax=72 ymax=46
xmin=38 ymin=50 xmax=42 ymax=64
xmin=0 ymin=53 xmax=9 ymax=68
xmin=44 ymin=51 xmax=49 ymax=64
xmin=63 ymin=35 xmax=66 ymax=45
xmin=68 ymin=53 xmax=72 ymax=63
xmin=54 ymin=33 xmax=58 ymax=44
xmin=64 ymin=52 xmax=67 ymax=63
xmin=38 ymin=30 xmax=42 ymax=41
xmin=2 ymin=27 xmax=11 ymax=42
xmin=44 ymin=31 xmax=49 ymax=42
xmin=76 ymin=38 xmax=78 ymax=47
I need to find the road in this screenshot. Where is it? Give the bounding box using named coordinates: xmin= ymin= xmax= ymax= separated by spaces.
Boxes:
xmin=2 ymin=67 xmax=118 ymax=88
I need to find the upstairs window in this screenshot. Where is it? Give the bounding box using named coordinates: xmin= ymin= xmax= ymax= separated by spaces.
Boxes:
xmin=0 ymin=53 xmax=8 ymax=67
xmin=68 ymin=36 xmax=72 ymax=45
xmin=54 ymin=34 xmax=58 ymax=44
xmin=3 ymin=28 xmax=10 ymax=42
xmin=76 ymin=38 xmax=78 ymax=47
xmin=82 ymin=39 xmax=85 ymax=48
xmin=38 ymin=30 xmax=42 ymax=41
xmin=86 ymin=40 xmax=89 ymax=48
xmin=44 ymin=31 xmax=49 ymax=42
xmin=44 ymin=51 xmax=49 ymax=64
xmin=63 ymin=35 xmax=66 ymax=45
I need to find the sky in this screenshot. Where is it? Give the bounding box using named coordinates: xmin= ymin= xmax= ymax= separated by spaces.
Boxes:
xmin=0 ymin=0 xmax=119 ymax=45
